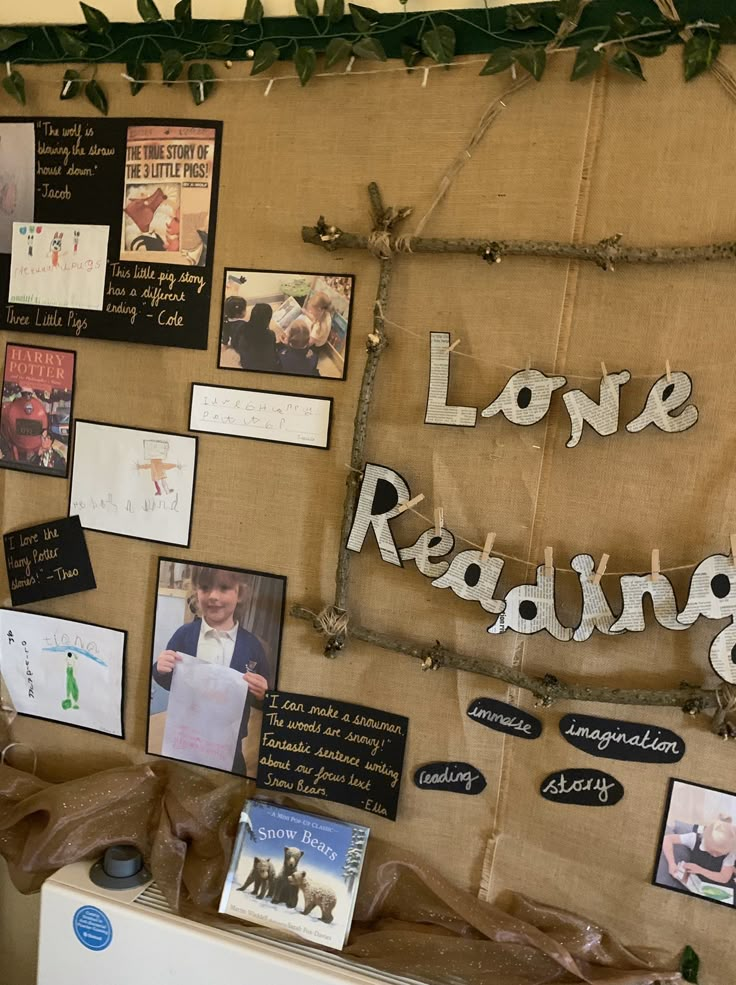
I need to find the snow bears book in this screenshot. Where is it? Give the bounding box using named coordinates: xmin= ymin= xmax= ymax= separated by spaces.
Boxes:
xmin=219 ymin=799 xmax=369 ymax=949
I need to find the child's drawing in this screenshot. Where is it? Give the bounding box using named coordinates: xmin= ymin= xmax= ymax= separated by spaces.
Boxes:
xmin=0 ymin=610 xmax=125 ymax=737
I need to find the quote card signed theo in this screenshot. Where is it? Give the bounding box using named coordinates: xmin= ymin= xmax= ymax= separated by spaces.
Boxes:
xmin=4 ymin=515 xmax=95 ymax=606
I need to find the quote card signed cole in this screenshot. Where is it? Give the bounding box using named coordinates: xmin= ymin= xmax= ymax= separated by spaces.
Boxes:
xmin=4 ymin=515 xmax=95 ymax=606
xmin=0 ymin=117 xmax=222 ymax=349
xmin=257 ymin=692 xmax=409 ymax=820
xmin=189 ymin=383 xmax=332 ymax=449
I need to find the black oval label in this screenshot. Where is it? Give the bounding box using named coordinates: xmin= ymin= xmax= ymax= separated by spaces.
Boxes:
xmin=466 ymin=698 xmax=542 ymax=739
xmin=540 ymin=769 xmax=624 ymax=807
xmin=413 ymin=761 xmax=487 ymax=795
xmin=559 ymin=713 xmax=685 ymax=764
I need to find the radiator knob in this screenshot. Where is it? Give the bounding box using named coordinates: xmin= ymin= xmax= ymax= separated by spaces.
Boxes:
xmin=90 ymin=844 xmax=150 ymax=890
xmin=103 ymin=845 xmax=143 ymax=880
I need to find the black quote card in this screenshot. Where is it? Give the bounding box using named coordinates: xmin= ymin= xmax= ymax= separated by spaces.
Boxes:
xmin=0 ymin=118 xmax=222 ymax=349
xmin=257 ymin=691 xmax=409 ymax=821
xmin=4 ymin=515 xmax=95 ymax=606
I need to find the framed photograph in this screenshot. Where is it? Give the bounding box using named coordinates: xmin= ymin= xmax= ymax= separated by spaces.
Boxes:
xmin=0 ymin=608 xmax=126 ymax=738
xmin=68 ymin=421 xmax=198 ymax=547
xmin=146 ymin=558 xmax=286 ymax=779
xmin=218 ymin=268 xmax=354 ymax=381
xmin=189 ymin=382 xmax=333 ymax=450
xmin=653 ymin=778 xmax=736 ymax=908
xmin=0 ymin=342 xmax=76 ymax=478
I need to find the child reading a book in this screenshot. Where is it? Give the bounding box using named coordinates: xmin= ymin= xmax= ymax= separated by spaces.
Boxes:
xmin=153 ymin=566 xmax=269 ymax=776
xmin=277 ymin=318 xmax=319 ymax=377
xmin=662 ymin=814 xmax=736 ymax=885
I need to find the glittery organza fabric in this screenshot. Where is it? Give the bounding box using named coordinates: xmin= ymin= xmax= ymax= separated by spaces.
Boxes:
xmin=0 ymin=759 xmax=681 ymax=985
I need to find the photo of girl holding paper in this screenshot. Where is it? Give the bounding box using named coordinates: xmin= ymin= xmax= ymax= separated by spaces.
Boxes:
xmin=148 ymin=560 xmax=286 ymax=777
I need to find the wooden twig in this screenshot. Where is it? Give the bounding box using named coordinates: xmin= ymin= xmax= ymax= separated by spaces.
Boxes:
xmin=296 ymin=182 xmax=726 ymax=731
xmin=291 ymin=604 xmax=714 ymax=714
xmin=304 ymin=225 xmax=736 ymax=271
xmin=326 ymin=182 xmax=407 ymax=653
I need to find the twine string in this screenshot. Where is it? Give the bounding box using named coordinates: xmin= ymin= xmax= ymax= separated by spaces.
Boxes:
xmin=304 ymin=605 xmax=350 ymax=638
xmin=381 ymin=315 xmax=720 ymax=383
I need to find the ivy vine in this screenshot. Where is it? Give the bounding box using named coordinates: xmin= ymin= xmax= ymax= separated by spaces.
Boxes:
xmin=0 ymin=0 xmax=732 ymax=111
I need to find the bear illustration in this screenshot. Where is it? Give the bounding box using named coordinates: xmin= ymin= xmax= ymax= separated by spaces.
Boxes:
xmin=270 ymin=846 xmax=304 ymax=908
xmin=288 ymin=870 xmax=337 ymax=924
xmin=237 ymin=857 xmax=275 ymax=899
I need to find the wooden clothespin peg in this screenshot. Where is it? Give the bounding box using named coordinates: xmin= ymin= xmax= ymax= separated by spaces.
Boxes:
xmin=544 ymin=546 xmax=554 ymax=578
xmin=481 ymin=532 xmax=496 ymax=562
xmin=665 ymin=360 xmax=672 ymax=383
xmin=396 ymin=493 xmax=425 ymax=515
xmin=434 ymin=507 xmax=444 ymax=538
xmin=600 ymin=361 xmax=608 ymax=379
xmin=650 ymin=549 xmax=660 ymax=582
xmin=447 ymin=338 xmax=461 ymax=354
xmin=525 ymin=356 xmax=531 ymax=371
xmin=592 ymin=553 xmax=609 ymax=586
xmin=729 ymin=534 xmax=736 ymax=563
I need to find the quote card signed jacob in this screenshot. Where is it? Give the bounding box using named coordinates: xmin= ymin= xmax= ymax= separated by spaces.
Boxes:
xmin=257 ymin=692 xmax=409 ymax=820
xmin=4 ymin=515 xmax=95 ymax=606
xmin=189 ymin=383 xmax=332 ymax=449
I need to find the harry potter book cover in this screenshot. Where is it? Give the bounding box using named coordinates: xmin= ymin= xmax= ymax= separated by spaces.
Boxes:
xmin=0 ymin=342 xmax=75 ymax=478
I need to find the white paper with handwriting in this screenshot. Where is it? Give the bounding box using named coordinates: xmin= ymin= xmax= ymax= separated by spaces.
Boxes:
xmin=69 ymin=421 xmax=197 ymax=546
xmin=190 ymin=383 xmax=331 ymax=448
xmin=9 ymin=222 xmax=109 ymax=311
xmin=161 ymin=653 xmax=248 ymax=772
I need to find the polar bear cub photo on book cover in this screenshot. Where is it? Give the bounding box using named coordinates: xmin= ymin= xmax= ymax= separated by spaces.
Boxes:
xmin=219 ymin=800 xmax=369 ymax=949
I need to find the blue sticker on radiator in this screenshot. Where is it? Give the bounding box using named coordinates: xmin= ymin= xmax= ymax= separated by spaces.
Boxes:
xmin=73 ymin=905 xmax=112 ymax=951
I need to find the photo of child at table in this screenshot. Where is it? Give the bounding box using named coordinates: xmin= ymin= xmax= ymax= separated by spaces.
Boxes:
xmin=654 ymin=779 xmax=736 ymax=905
xmin=148 ymin=560 xmax=285 ymax=778
xmin=218 ymin=269 xmax=353 ymax=380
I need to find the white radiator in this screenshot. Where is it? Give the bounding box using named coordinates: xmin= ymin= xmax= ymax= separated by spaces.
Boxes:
xmin=37 ymin=858 xmax=422 ymax=985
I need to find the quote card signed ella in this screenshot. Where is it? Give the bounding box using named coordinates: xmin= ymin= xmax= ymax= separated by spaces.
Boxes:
xmin=4 ymin=515 xmax=95 ymax=606
xmin=0 ymin=608 xmax=125 ymax=737
xmin=9 ymin=222 xmax=109 ymax=311
xmin=189 ymin=383 xmax=332 ymax=449
xmin=257 ymin=692 xmax=409 ymax=820
xmin=69 ymin=421 xmax=197 ymax=547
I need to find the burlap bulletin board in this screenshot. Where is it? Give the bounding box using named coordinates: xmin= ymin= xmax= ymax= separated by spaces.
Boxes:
xmin=2 ymin=48 xmax=735 ymax=982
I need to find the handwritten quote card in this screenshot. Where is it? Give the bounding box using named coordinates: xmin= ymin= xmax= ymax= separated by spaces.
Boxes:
xmin=69 ymin=421 xmax=197 ymax=547
xmin=0 ymin=116 xmax=222 ymax=348
xmin=0 ymin=608 xmax=125 ymax=737
xmin=189 ymin=383 xmax=332 ymax=449
xmin=10 ymin=222 xmax=109 ymax=311
xmin=4 ymin=516 xmax=95 ymax=607
xmin=257 ymin=691 xmax=409 ymax=820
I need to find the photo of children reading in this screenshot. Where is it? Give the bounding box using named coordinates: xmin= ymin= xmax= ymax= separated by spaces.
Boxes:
xmin=653 ymin=778 xmax=736 ymax=907
xmin=219 ymin=269 xmax=354 ymax=381
xmin=147 ymin=559 xmax=285 ymax=778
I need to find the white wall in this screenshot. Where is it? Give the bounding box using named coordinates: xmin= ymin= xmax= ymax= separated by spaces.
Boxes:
xmin=3 ymin=0 xmax=554 ymax=24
